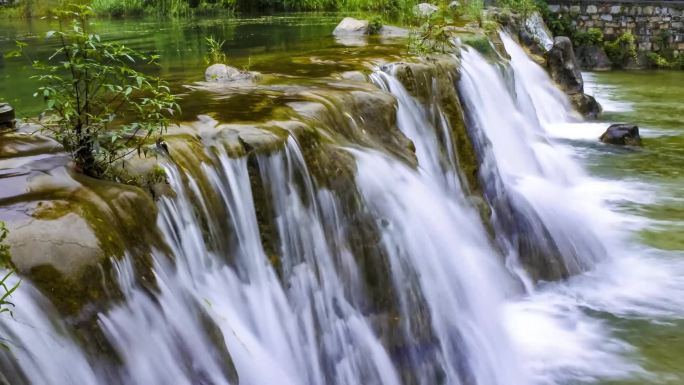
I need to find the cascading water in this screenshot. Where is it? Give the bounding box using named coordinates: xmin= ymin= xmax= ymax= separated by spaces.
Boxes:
xmin=458 ymin=35 xmax=619 ymax=282
xmin=1 ymin=27 xmax=677 ymax=385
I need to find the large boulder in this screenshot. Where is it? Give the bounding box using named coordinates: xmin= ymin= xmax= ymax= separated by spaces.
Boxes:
xmin=599 ymin=123 xmax=641 ymax=145
xmin=546 ymin=36 xmax=584 ymax=94
xmin=205 ymin=64 xmax=258 ymax=84
xmin=575 ymin=45 xmax=613 ymax=71
xmin=569 ymin=93 xmax=602 ymax=119
xmin=523 ymin=12 xmax=554 ymax=53
xmin=333 ymin=17 xmax=370 ymax=35
xmin=0 ymin=103 xmax=15 ymax=129
xmin=414 ymin=3 xmax=439 ymax=18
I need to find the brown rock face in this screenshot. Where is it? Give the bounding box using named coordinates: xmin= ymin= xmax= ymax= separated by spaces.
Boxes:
xmin=546 ymin=36 xmax=584 ymax=94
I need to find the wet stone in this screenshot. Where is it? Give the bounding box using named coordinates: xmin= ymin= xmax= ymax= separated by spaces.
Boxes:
xmin=600 ymin=123 xmax=642 ymax=145
xmin=0 ymin=103 xmax=15 ymax=129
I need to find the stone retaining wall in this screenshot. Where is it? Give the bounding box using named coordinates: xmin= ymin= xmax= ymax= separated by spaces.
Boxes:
xmin=547 ymin=1 xmax=684 ymax=55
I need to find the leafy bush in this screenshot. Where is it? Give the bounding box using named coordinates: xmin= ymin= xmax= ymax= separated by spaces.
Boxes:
xmin=205 ymin=36 xmax=228 ymax=65
xmin=368 ymin=15 xmax=383 ymax=35
xmin=408 ymin=16 xmax=455 ymax=54
xmin=573 ymin=28 xmax=603 ymax=47
xmin=646 ymin=52 xmax=672 ymax=69
xmin=497 ymin=0 xmax=539 ymax=18
xmin=604 ymin=32 xmax=637 ymax=67
xmin=547 ymin=13 xmax=574 ymax=37
xmin=12 ymin=4 xmax=179 ymax=179
xmin=463 ymin=0 xmax=484 ymax=24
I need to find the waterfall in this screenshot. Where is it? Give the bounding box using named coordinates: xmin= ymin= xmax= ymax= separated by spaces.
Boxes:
xmin=0 ymin=31 xmax=654 ymax=385
xmin=104 ymin=141 xmax=403 ymax=385
xmin=351 ymin=148 xmax=525 ymax=385
xmin=457 ymin=35 xmax=621 ymax=283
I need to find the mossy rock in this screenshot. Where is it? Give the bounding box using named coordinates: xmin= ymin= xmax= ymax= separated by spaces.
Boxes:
xmin=0 ymin=142 xmax=162 ymax=316
xmin=389 ymin=59 xmax=482 ymax=196
xmin=288 ymin=86 xmax=417 ymax=167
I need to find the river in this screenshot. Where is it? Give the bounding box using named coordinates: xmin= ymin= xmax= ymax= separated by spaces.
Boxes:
xmin=0 ymin=14 xmax=683 ymax=385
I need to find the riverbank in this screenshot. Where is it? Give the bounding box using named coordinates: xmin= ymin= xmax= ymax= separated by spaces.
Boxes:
xmin=0 ymin=0 xmax=422 ymax=19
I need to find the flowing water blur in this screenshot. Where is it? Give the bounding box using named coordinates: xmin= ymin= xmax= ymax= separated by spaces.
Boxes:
xmin=1 ymin=14 xmax=684 ymax=385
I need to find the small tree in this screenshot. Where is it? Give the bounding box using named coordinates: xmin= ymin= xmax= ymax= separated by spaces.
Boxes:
xmin=13 ymin=3 xmax=179 ymax=178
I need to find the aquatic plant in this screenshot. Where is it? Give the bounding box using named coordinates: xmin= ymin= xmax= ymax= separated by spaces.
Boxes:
xmin=9 ymin=3 xmax=180 ymax=178
xmin=205 ymin=36 xmax=228 ymax=65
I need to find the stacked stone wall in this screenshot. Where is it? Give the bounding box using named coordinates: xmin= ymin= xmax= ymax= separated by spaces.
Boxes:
xmin=548 ymin=1 xmax=684 ymax=55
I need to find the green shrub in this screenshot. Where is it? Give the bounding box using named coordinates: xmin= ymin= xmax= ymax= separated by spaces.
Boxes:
xmin=604 ymin=32 xmax=636 ymax=67
xmin=463 ymin=0 xmax=484 ymax=23
xmin=547 ymin=13 xmax=574 ymax=37
xmin=497 ymin=0 xmax=539 ymax=18
xmin=573 ymin=28 xmax=603 ymax=46
xmin=368 ymin=15 xmax=383 ymax=35
xmin=408 ymin=16 xmax=455 ymax=54
xmin=646 ymin=52 xmax=672 ymax=69
xmin=9 ymin=3 xmax=179 ymax=179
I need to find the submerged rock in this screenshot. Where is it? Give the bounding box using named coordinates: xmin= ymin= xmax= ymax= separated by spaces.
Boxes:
xmin=414 ymin=3 xmax=439 ymax=18
xmin=379 ymin=25 xmax=410 ymax=37
xmin=546 ymin=36 xmax=584 ymax=94
xmin=600 ymin=123 xmax=642 ymax=146
xmin=0 ymin=103 xmax=15 ymax=130
xmin=333 ymin=17 xmax=370 ymax=35
xmin=204 ymin=64 xmax=258 ymax=84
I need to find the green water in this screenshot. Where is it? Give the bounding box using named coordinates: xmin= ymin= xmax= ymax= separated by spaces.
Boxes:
xmin=584 ymin=71 xmax=684 ymax=385
xmin=0 ymin=14 xmax=406 ymax=118
xmin=587 ymin=71 xmax=684 ymax=251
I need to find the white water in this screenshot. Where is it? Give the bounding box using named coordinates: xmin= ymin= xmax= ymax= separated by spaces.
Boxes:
xmin=459 ymin=34 xmax=623 ymax=279
xmin=352 ymin=148 xmax=525 ymax=385
xmin=2 ymin=30 xmax=684 ymax=385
